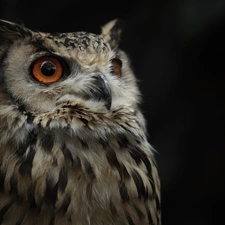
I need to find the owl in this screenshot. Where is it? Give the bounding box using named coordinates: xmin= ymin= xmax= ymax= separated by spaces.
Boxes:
xmin=0 ymin=19 xmax=161 ymax=225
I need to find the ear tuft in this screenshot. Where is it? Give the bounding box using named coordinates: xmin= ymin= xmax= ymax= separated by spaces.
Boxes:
xmin=0 ymin=19 xmax=32 ymax=41
xmin=100 ymin=19 xmax=123 ymax=49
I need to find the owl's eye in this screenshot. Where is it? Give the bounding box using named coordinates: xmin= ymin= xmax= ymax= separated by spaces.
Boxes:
xmin=32 ymin=56 xmax=63 ymax=83
xmin=111 ymin=58 xmax=122 ymax=77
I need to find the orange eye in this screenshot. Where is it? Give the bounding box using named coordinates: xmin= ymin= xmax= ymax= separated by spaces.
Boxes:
xmin=111 ymin=58 xmax=122 ymax=78
xmin=32 ymin=56 xmax=63 ymax=83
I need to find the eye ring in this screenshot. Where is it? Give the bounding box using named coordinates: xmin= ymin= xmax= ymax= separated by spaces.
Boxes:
xmin=32 ymin=56 xmax=63 ymax=83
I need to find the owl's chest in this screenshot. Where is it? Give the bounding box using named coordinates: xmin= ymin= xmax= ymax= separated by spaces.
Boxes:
xmin=0 ymin=125 xmax=159 ymax=225
xmin=1 ymin=130 xmax=126 ymax=221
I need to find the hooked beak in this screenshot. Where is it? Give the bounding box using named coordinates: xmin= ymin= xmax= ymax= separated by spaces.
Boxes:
xmin=89 ymin=73 xmax=112 ymax=110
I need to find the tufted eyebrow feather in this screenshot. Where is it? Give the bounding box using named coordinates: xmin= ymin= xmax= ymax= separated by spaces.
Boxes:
xmin=0 ymin=19 xmax=33 ymax=41
xmin=100 ymin=19 xmax=123 ymax=49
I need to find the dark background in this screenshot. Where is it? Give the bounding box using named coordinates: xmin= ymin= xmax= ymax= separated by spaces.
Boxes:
xmin=1 ymin=0 xmax=225 ymax=224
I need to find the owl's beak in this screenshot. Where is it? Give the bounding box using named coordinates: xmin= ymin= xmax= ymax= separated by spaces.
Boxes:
xmin=91 ymin=73 xmax=112 ymax=110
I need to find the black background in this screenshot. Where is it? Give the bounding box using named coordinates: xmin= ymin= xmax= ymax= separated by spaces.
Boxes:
xmin=1 ymin=0 xmax=225 ymax=224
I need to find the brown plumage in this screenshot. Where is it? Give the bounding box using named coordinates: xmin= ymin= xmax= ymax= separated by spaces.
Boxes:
xmin=0 ymin=19 xmax=161 ymax=225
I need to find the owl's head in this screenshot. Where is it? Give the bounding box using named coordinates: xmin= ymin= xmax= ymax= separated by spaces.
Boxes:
xmin=0 ymin=19 xmax=141 ymax=123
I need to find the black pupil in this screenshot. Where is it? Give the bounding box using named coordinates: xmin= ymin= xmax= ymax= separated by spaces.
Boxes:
xmin=41 ymin=61 xmax=56 ymax=76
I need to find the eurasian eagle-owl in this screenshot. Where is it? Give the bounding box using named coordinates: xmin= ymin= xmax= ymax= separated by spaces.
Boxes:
xmin=0 ymin=19 xmax=161 ymax=225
